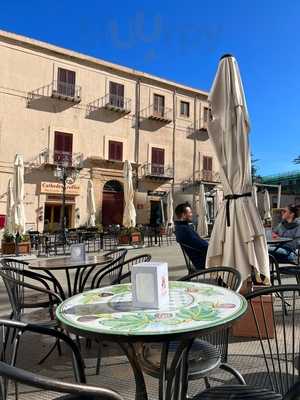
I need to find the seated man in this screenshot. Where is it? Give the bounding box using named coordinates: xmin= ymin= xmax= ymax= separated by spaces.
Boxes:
xmin=269 ymin=205 xmax=300 ymax=263
xmin=174 ymin=202 xmax=208 ymax=270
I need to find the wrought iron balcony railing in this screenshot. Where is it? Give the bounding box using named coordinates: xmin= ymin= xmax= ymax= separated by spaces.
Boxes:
xmin=140 ymin=104 xmax=173 ymax=123
xmin=27 ymin=80 xmax=81 ymax=103
xmin=196 ymin=169 xmax=220 ymax=182
xmin=87 ymin=93 xmax=131 ymax=114
xmin=142 ymin=163 xmax=174 ymax=179
xmin=25 ymin=149 xmax=83 ymax=170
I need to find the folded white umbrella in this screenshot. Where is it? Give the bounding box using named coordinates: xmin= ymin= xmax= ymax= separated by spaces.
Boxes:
xmin=13 ymin=154 xmax=26 ymax=234
xmin=87 ymin=180 xmax=96 ymax=227
xmin=5 ymin=178 xmax=14 ymax=234
xmin=160 ymin=199 xmax=165 ymax=226
xmin=214 ymin=187 xmax=223 ymax=218
xmin=123 ymin=160 xmax=136 ymax=228
xmin=206 ymin=55 xmax=269 ymax=283
xmin=196 ymin=184 xmax=208 ymax=237
xmin=263 ymin=190 xmax=272 ymax=221
xmin=166 ymin=190 xmax=174 ymax=228
xmin=252 ymin=185 xmax=258 ymax=207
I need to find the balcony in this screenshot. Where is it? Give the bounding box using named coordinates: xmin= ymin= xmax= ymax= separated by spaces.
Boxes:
xmin=140 ymin=104 xmax=172 ymax=123
xmin=142 ymin=163 xmax=174 ymax=180
xmin=25 ymin=150 xmax=83 ymax=171
xmin=87 ymin=93 xmax=131 ymax=115
xmin=27 ymin=80 xmax=81 ymax=106
xmin=196 ymin=169 xmax=220 ymax=183
xmin=186 ymin=119 xmax=209 ymax=139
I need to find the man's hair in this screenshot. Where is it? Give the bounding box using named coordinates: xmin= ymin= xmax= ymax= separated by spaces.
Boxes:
xmin=175 ymin=202 xmax=191 ymax=218
xmin=287 ymin=204 xmax=299 ymax=219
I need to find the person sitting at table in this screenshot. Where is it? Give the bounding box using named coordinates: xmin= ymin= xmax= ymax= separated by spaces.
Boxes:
xmin=174 ymin=202 xmax=208 ymax=270
xmin=269 ymin=204 xmax=300 ymax=263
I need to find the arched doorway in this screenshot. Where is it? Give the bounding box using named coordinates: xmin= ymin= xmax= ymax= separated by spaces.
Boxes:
xmin=102 ymin=180 xmax=124 ymax=226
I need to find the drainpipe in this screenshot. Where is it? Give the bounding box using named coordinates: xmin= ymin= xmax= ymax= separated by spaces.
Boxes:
xmin=192 ymin=96 xmax=197 ymax=213
xmin=134 ymin=78 xmax=141 ymax=190
xmin=172 ymin=89 xmax=176 ymax=197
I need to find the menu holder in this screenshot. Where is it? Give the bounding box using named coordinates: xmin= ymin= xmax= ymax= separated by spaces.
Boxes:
xmin=132 ymin=262 xmax=169 ymax=309
xmin=70 ymin=243 xmax=86 ymax=262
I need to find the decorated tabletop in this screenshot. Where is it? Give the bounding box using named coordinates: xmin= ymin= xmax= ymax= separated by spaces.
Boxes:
xmin=56 ymin=281 xmax=247 ymax=337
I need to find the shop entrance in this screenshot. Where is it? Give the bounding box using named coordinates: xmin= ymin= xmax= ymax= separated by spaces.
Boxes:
xmin=44 ymin=203 xmax=73 ymax=232
xmin=150 ymin=201 xmax=164 ymax=226
xmin=102 ymin=180 xmax=124 ymax=226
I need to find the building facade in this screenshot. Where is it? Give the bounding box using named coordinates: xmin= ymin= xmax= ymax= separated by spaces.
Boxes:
xmin=0 ymin=30 xmax=220 ymax=232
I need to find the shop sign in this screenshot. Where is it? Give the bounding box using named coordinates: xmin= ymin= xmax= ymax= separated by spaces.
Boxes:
xmin=40 ymin=181 xmax=80 ymax=195
xmin=147 ymin=191 xmax=166 ymax=197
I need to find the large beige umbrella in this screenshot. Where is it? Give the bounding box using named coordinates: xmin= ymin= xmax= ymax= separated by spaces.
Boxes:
xmin=263 ymin=190 xmax=272 ymax=221
xmin=123 ymin=160 xmax=136 ymax=228
xmin=13 ymin=154 xmax=26 ymax=234
xmin=87 ymin=180 xmax=96 ymax=227
xmin=206 ymin=55 xmax=269 ymax=283
xmin=166 ymin=190 xmax=174 ymax=228
xmin=252 ymin=185 xmax=258 ymax=207
xmin=196 ymin=184 xmax=208 ymax=237
xmin=214 ymin=187 xmax=223 ymax=218
xmin=5 ymin=178 xmax=14 ymax=234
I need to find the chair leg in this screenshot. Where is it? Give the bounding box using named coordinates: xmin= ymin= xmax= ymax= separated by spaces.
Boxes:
xmin=219 ymin=363 xmax=246 ymax=384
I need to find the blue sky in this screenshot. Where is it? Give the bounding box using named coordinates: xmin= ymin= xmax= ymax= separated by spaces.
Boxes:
xmin=0 ymin=0 xmax=299 ymax=176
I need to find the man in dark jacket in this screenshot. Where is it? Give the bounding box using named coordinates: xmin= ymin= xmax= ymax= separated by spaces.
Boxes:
xmin=174 ymin=203 xmax=208 ymax=270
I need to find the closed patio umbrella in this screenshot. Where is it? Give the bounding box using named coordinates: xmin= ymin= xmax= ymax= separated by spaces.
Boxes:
xmin=5 ymin=178 xmax=14 ymax=234
xmin=87 ymin=180 xmax=96 ymax=227
xmin=263 ymin=190 xmax=272 ymax=221
xmin=13 ymin=154 xmax=26 ymax=234
xmin=166 ymin=190 xmax=174 ymax=228
xmin=160 ymin=199 xmax=165 ymax=226
xmin=214 ymin=187 xmax=223 ymax=218
xmin=252 ymin=185 xmax=258 ymax=207
xmin=196 ymin=184 xmax=208 ymax=237
xmin=206 ymin=55 xmax=269 ymax=283
xmin=123 ymin=160 xmax=136 ymax=228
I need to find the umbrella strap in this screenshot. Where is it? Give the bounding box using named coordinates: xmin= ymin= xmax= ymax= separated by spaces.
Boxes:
xmin=224 ymin=192 xmax=252 ymax=227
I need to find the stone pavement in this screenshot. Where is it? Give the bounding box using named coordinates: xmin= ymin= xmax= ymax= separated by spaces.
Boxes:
xmin=0 ymin=243 xmax=298 ymax=399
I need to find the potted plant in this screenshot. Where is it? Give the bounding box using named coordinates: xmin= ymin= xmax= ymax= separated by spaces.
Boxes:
xmin=16 ymin=234 xmax=31 ymax=254
xmin=1 ymin=230 xmax=16 ymax=255
xmin=118 ymin=227 xmax=142 ymax=245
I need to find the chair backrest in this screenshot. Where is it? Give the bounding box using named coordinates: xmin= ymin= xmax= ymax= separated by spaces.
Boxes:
xmin=0 ymin=319 xmax=123 ymax=400
xmin=78 ymin=249 xmax=127 ymax=291
xmin=0 ymin=259 xmax=28 ymax=320
xmin=244 ymin=285 xmax=300 ymax=396
xmin=180 ymin=266 xmax=242 ymax=292
xmin=116 ymin=254 xmax=152 ymax=284
xmin=179 ymin=243 xmax=197 ymax=274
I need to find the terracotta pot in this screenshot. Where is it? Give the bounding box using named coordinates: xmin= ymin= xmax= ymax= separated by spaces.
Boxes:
xmin=17 ymin=242 xmax=31 ymax=254
xmin=1 ymin=241 xmax=16 ymax=255
xmin=118 ymin=235 xmax=130 ymax=245
xmin=131 ymin=232 xmax=141 ymax=244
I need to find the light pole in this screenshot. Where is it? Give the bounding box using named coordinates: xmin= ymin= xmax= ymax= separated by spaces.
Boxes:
xmin=54 ymin=154 xmax=82 ymax=243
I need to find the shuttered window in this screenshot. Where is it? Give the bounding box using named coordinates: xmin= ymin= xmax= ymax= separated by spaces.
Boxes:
xmin=108 ymin=140 xmax=123 ymax=161
xmin=54 ymin=131 xmax=73 ymax=164
xmin=203 ymin=156 xmax=212 ymax=171
xmin=57 ymin=68 xmax=76 ymax=96
xmin=151 ymin=147 xmax=165 ymax=175
xmin=153 ymin=94 xmax=165 ymax=116
xmin=203 ymin=107 xmax=211 ymax=122
xmin=109 ymin=82 xmax=125 ymax=107
xmin=180 ymin=101 xmax=190 ymax=117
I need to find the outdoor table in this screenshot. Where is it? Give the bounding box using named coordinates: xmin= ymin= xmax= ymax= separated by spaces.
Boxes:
xmin=267 ymin=237 xmax=293 ymax=246
xmin=29 ymin=254 xmax=112 ymax=298
xmin=56 ymin=281 xmax=247 ymax=400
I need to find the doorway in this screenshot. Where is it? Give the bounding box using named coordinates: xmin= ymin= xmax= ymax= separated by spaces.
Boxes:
xmin=150 ymin=201 xmax=163 ymax=226
xmin=102 ymin=180 xmax=124 ymax=226
xmin=44 ymin=204 xmax=72 ymax=232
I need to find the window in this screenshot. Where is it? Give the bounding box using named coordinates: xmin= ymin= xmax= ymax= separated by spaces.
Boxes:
xmin=203 ymin=156 xmax=213 ymax=180
xmin=180 ymin=101 xmax=190 ymax=117
xmin=57 ymin=68 xmax=76 ymax=97
xmin=109 ymin=82 xmax=125 ymax=108
xmin=203 ymin=106 xmax=211 ymax=122
xmin=151 ymin=147 xmax=165 ymax=175
xmin=108 ymin=140 xmax=123 ymax=161
xmin=54 ymin=131 xmax=73 ymax=164
xmin=153 ymin=94 xmax=165 ymax=117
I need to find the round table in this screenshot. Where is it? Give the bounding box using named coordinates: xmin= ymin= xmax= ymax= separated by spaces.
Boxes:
xmin=267 ymin=237 xmax=293 ymax=246
xmin=56 ymin=281 xmax=247 ymax=400
xmin=30 ymin=254 xmax=112 ymax=297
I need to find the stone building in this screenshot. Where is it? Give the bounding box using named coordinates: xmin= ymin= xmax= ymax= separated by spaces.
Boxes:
xmin=0 ymin=30 xmax=220 ymax=232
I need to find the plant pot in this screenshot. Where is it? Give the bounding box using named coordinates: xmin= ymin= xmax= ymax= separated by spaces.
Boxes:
xmin=131 ymin=232 xmax=141 ymax=244
xmin=118 ymin=234 xmax=130 ymax=245
xmin=1 ymin=241 xmax=16 ymax=255
xmin=17 ymin=242 xmax=31 ymax=254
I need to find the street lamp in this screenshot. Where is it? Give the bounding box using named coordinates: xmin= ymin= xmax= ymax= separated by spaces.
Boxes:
xmin=53 ymin=154 xmax=82 ymax=243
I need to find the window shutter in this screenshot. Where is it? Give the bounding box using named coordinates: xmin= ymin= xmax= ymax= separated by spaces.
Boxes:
xmin=109 ymin=141 xmax=123 ymax=161
xmin=152 ymin=148 xmax=165 ymax=165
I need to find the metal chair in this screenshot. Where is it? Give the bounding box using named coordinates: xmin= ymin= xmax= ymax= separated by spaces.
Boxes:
xmin=112 ymin=254 xmax=152 ymax=284
xmin=0 ymin=319 xmax=123 ymax=400
xmin=192 ymin=285 xmax=300 ymax=399
xmin=180 ymin=243 xmax=205 ymax=274
xmin=139 ymin=267 xmax=244 ymax=389
xmin=78 ymin=249 xmax=127 ymax=292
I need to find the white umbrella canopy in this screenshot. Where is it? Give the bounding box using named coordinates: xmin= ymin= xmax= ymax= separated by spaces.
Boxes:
xmin=206 ymin=55 xmax=269 ymax=283
xmin=160 ymin=199 xmax=165 ymax=226
xmin=5 ymin=178 xmax=14 ymax=234
xmin=122 ymin=160 xmax=136 ymax=228
xmin=166 ymin=190 xmax=174 ymax=228
xmin=87 ymin=179 xmax=96 ymax=227
xmin=263 ymin=190 xmax=272 ymax=221
xmin=13 ymin=154 xmax=26 ymax=234
xmin=196 ymin=184 xmax=208 ymax=237
xmin=252 ymin=185 xmax=258 ymax=207
xmin=214 ymin=187 xmax=223 ymax=218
